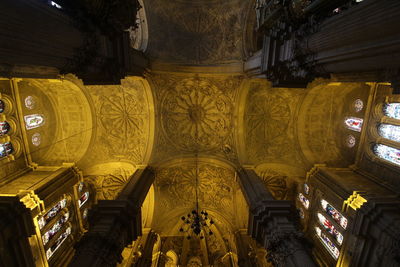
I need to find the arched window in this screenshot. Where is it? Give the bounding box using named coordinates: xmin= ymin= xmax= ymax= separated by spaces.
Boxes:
xmin=42 ymin=212 xmax=70 ymax=246
xmin=378 ymin=124 xmax=400 ymax=143
xmin=321 ymin=199 xmax=347 ymax=229
xmin=315 ymin=227 xmax=340 ymax=259
xmin=46 ymin=227 xmax=71 ymax=259
xmin=0 ymin=99 xmax=4 ymax=113
xmin=344 ymin=117 xmax=363 ymax=132
xmin=38 ymin=198 xmax=67 ymax=230
xmin=0 ymin=142 xmax=14 ymax=158
xmin=0 ymin=121 xmax=10 ymax=136
xmin=374 ymin=144 xmax=400 ymax=166
xmin=79 ymin=191 xmax=89 ymax=207
xmin=304 ymin=183 xmax=310 ymax=194
xmin=317 ymin=213 xmax=343 ymax=245
xmin=383 ymin=103 xmax=400 ymax=119
xmin=299 ymin=193 xmax=310 ymax=209
xmin=24 ymin=114 xmax=45 ymax=130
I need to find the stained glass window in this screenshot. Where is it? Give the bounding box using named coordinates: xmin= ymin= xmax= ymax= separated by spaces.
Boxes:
xmin=46 ymin=227 xmax=71 ymax=259
xmin=78 ymin=182 xmax=84 ymax=193
xmin=38 ymin=198 xmax=67 ymax=230
xmin=24 ymin=114 xmax=45 ymax=130
xmin=304 ymin=183 xmax=310 ymax=194
xmin=321 ymin=199 xmax=348 ymax=229
xmin=317 ymin=213 xmax=344 ymax=245
xmin=299 ymin=208 xmax=304 ymax=219
xmin=0 ymin=100 xmax=4 ymax=113
xmin=32 ymin=133 xmax=41 ymax=146
xmin=83 ymin=208 xmax=88 ymax=220
xmin=24 ymin=96 xmax=35 ymax=110
xmin=374 ymin=144 xmax=400 ymax=166
xmin=353 ymin=99 xmax=363 ymax=112
xmin=344 ymin=117 xmax=363 ymax=132
xmin=315 ymin=227 xmax=340 ymax=259
xmin=378 ymin=124 xmax=400 ymax=143
xmin=0 ymin=121 xmax=10 ymax=136
xmin=299 ymin=193 xmax=309 ymax=209
xmin=42 ymin=212 xmax=69 ymax=246
xmin=79 ymin=192 xmax=89 ymax=207
xmin=0 ymin=142 xmax=14 ymax=158
xmin=346 ymin=135 xmax=356 ymax=148
xmin=383 ymin=103 xmax=400 ymax=120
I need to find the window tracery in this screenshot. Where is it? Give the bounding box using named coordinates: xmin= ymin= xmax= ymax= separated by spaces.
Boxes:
xmin=353 ymin=99 xmax=364 ymax=112
xmin=0 ymin=99 xmax=4 ymax=113
xmin=378 ymin=124 xmax=400 ymax=143
xmin=0 ymin=121 xmax=10 ymax=136
xmin=79 ymin=191 xmax=89 ymax=207
xmin=38 ymin=198 xmax=67 ymax=230
xmin=42 ymin=212 xmax=69 ymax=246
xmin=24 ymin=96 xmax=35 ymax=110
xmin=304 ymin=183 xmax=310 ymax=194
xmin=24 ymin=114 xmax=45 ymax=130
xmin=299 ymin=193 xmax=310 ymax=209
xmin=0 ymin=142 xmax=14 ymax=158
xmin=374 ymin=144 xmax=400 ymax=166
xmin=315 ymin=227 xmax=340 ymax=259
xmin=321 ymin=199 xmax=347 ymax=229
xmin=32 ymin=133 xmax=41 ymax=146
xmin=317 ymin=213 xmax=343 ymax=245
xmin=46 ymin=227 xmax=71 ymax=259
xmin=344 ymin=117 xmax=363 ymax=132
xmin=346 ymin=135 xmax=356 ymax=148
xmin=383 ymin=103 xmax=400 ymax=119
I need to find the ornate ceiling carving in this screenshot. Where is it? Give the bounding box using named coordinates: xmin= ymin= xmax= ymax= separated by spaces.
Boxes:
xmin=80 ymin=77 xmax=153 ymax=168
xmin=144 ymin=0 xmax=247 ymax=64
xmin=161 ymin=77 xmax=233 ymax=152
xmin=243 ymin=80 xmax=306 ymax=166
xmin=155 ymin=162 xmax=235 ymax=214
xmin=258 ymin=169 xmax=288 ymax=200
xmin=151 ymin=73 xmax=242 ymax=162
xmin=83 ymin=162 xmax=136 ymax=200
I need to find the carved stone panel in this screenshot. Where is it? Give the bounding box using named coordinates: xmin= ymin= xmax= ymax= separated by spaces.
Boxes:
xmin=144 ymin=0 xmax=247 ymax=64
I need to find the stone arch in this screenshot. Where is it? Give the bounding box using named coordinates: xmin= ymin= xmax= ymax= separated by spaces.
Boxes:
xmin=17 ymin=77 xmax=94 ymax=166
xmin=297 ymin=80 xmax=371 ymax=167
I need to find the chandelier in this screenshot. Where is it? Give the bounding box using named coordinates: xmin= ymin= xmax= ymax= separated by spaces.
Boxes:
xmin=179 ymin=152 xmax=214 ymax=239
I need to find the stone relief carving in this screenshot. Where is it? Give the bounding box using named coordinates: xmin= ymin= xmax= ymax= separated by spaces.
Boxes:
xmin=85 ymin=167 xmax=132 ymax=200
xmin=150 ymin=73 xmax=242 ymax=162
xmin=258 ymin=169 xmax=288 ymax=200
xmin=144 ymin=0 xmax=246 ymax=64
xmin=161 ymin=77 xmax=233 ymax=152
xmin=244 ymin=82 xmax=304 ymax=164
xmin=83 ymin=78 xmax=150 ymax=166
xmin=155 ymin=163 xmax=235 ymax=215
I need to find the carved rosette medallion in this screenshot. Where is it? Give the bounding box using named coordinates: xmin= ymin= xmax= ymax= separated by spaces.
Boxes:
xmin=161 ymin=78 xmax=233 ymax=152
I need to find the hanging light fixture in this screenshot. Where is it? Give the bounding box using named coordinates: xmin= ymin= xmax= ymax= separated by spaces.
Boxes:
xmin=178 ymin=152 xmax=214 ymax=240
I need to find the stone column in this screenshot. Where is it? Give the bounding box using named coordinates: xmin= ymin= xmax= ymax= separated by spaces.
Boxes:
xmin=237 ymin=168 xmax=316 ymax=267
xmin=69 ymin=167 xmax=155 ymax=267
